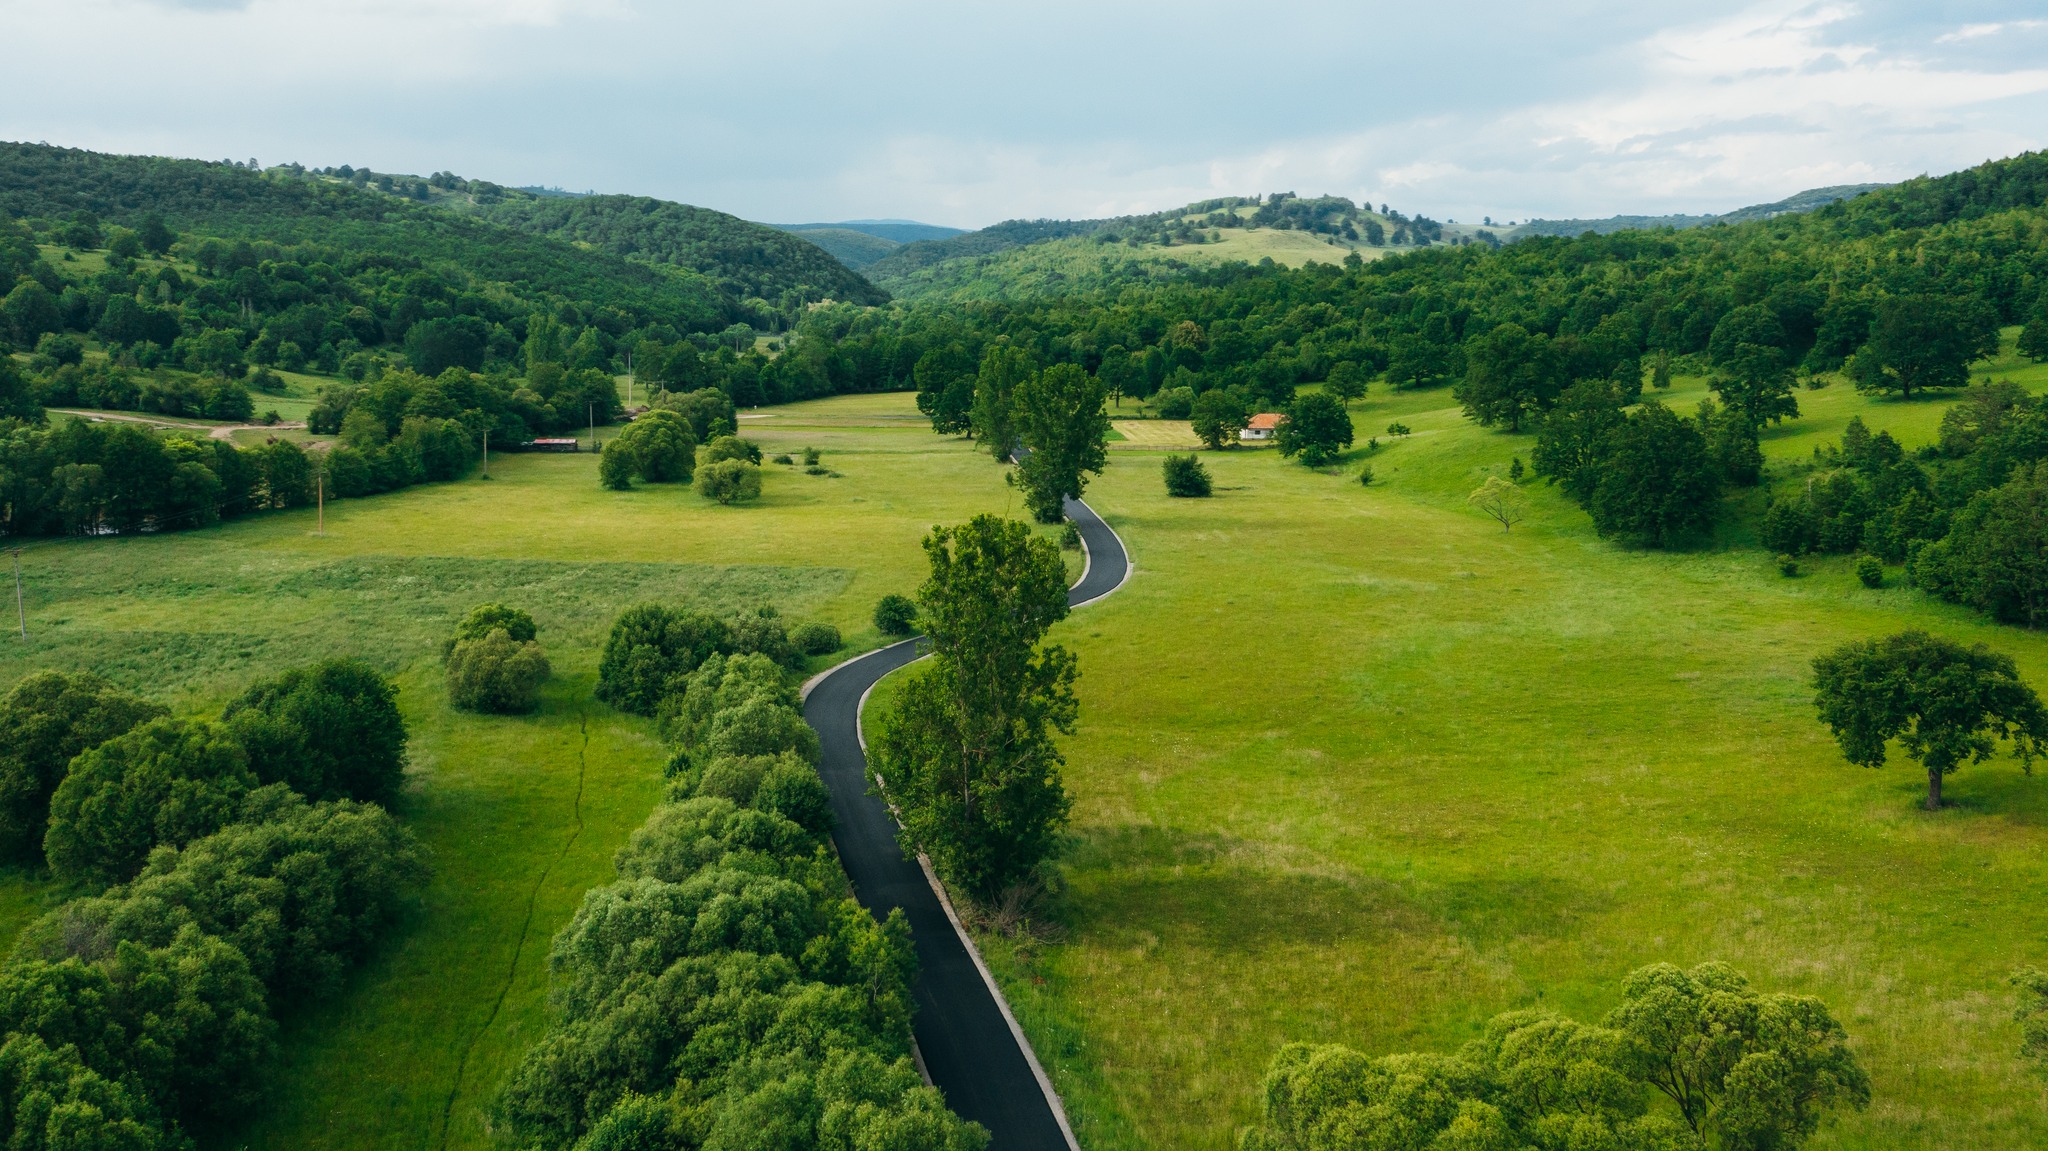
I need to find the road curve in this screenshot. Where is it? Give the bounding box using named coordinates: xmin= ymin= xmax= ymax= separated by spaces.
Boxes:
xmin=802 ymin=494 xmax=1128 ymax=1150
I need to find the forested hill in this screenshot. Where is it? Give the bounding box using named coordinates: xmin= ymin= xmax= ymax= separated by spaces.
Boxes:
xmin=0 ymin=142 xmax=730 ymax=331
xmin=862 ymin=194 xmax=1478 ymax=302
xmin=1510 ymin=182 xmax=1893 ymax=239
xmin=471 ymin=194 xmax=888 ymax=308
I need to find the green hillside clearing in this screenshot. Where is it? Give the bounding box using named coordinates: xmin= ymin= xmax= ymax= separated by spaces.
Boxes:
xmin=0 ymin=397 xmax=1018 ymax=1150
xmin=862 ymin=340 xmax=2048 ymax=1151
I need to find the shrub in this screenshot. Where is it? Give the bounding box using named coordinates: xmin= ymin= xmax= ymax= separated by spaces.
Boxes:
xmin=1162 ymin=453 xmax=1212 ymax=497
xmin=44 ymin=718 xmax=255 ymax=886
xmin=1779 ymin=553 xmax=1801 ymax=577
xmin=696 ymin=753 xmax=776 ymax=806
xmin=697 ymin=459 xmax=762 ymax=504
xmin=1358 ymin=464 xmax=1374 ymax=486
xmin=0 ymin=672 xmax=166 ymax=863
xmin=1153 ymin=385 xmax=1195 ymax=420
xmin=597 ymin=440 xmax=634 ymax=490
xmin=729 ymin=608 xmax=799 ymax=667
xmin=705 ymin=696 xmax=820 ymax=763
xmin=221 ymin=659 xmax=407 ymax=806
xmin=1387 ymin=421 xmax=1412 ymax=436
xmin=792 ymin=622 xmax=842 ymax=656
xmin=753 ymin=757 xmax=833 ymax=839
xmin=701 ymin=435 xmax=761 ymax=465
xmin=802 ymin=446 xmax=821 ymax=466
xmin=449 ymin=602 xmax=538 ymax=647
xmin=1060 ymin=522 xmax=1081 ymax=549
xmin=34 ymin=333 xmax=83 ymax=367
xmin=772 ymin=453 xmax=794 ymax=465
xmin=661 ymin=653 xmax=800 ymax=751
xmin=1856 ymin=554 xmax=1884 ymax=588
xmin=874 ymin=594 xmax=917 ymax=636
xmin=604 ymin=410 xmax=696 ymax=489
xmin=595 ymin=605 xmax=730 ymax=716
xmin=448 ymin=629 xmax=552 ymax=714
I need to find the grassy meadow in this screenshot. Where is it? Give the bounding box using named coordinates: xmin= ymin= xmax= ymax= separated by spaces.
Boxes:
xmin=0 ymin=394 xmax=1015 ymax=1150
xmin=863 ymin=342 xmax=2048 ymax=1151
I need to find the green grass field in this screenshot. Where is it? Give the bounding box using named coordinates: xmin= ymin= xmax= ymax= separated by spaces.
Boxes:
xmin=864 ymin=343 xmax=2048 ymax=1151
xmin=15 ymin=345 xmax=2048 ymax=1149
xmin=0 ymin=397 xmax=1018 ymax=1150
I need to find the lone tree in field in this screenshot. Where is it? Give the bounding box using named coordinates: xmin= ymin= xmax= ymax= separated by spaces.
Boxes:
xmin=1811 ymin=630 xmax=2048 ymax=810
xmin=871 ymin=515 xmax=1076 ymax=903
xmin=1013 ymin=362 xmax=1110 ymax=523
xmin=1277 ymin=392 xmax=1354 ymax=467
xmin=1468 ymin=475 xmax=1526 ymax=531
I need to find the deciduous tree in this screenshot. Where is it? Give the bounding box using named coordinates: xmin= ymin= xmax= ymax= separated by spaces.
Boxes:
xmin=1013 ymin=363 xmax=1109 ymax=523
xmin=871 ymin=516 xmax=1076 ymax=902
xmin=1276 ymin=392 xmax=1353 ymax=466
xmin=1812 ymin=630 xmax=2048 ymax=809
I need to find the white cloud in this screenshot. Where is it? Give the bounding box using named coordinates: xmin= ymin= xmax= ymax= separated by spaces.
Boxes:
xmin=1061 ymin=2 xmax=2048 ymax=225
xmin=0 ymin=0 xmax=2044 ymax=225
xmin=1937 ymin=20 xmax=2045 ymax=44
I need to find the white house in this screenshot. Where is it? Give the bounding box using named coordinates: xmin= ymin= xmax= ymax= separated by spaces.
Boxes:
xmin=1241 ymin=412 xmax=1286 ymax=441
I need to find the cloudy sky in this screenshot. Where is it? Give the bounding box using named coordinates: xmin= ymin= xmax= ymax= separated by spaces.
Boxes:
xmin=2 ymin=1 xmax=2045 ymax=229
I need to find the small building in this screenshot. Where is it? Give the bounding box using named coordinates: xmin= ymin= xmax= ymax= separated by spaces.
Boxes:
xmin=525 ymin=438 xmax=581 ymax=453
xmin=1241 ymin=412 xmax=1287 ymax=441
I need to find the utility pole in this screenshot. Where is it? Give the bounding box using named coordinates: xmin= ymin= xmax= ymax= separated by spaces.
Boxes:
xmin=482 ymin=427 xmax=490 ymax=479
xmin=316 ymin=474 xmax=324 ymax=536
xmin=625 ymin=351 xmax=634 ymax=410
xmin=589 ymin=402 xmax=597 ymax=452
xmin=11 ymin=549 xmax=25 ymax=641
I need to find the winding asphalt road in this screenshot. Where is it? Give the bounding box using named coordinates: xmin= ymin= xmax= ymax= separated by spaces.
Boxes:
xmin=802 ymin=494 xmax=1128 ymax=1150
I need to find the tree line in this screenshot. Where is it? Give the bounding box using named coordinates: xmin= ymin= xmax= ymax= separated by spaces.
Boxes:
xmin=501 ymin=602 xmax=984 ymax=1149
xmin=0 ymin=660 xmax=424 ymax=1147
xmin=1242 ymin=961 xmax=1867 ymax=1151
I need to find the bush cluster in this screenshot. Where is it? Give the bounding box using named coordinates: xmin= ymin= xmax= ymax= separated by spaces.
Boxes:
xmin=3 ymin=660 xmax=407 ymax=890
xmin=0 ymin=666 xmax=425 ymax=1148
xmin=594 ymin=605 xmax=827 ymax=717
xmin=600 ymin=409 xmax=697 ymax=490
xmin=1243 ymin=962 xmax=1867 ymax=1151
xmin=445 ymin=603 xmax=550 ymax=714
xmin=873 ymin=594 xmax=918 ymax=636
xmin=697 ymin=458 xmax=762 ymax=504
xmin=494 ymin=622 xmax=985 ymax=1151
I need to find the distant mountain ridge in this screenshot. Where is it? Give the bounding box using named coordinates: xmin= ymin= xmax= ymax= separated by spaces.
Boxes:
xmin=772 ymin=219 xmax=966 ymax=244
xmin=1509 ymin=183 xmax=1893 ymax=239
xmin=764 ymin=219 xmax=968 ymax=271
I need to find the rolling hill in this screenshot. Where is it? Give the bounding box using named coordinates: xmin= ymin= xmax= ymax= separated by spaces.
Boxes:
xmin=1508 ymin=182 xmax=1894 ymax=239
xmin=0 ymin=142 xmax=732 ymax=330
xmin=766 ymin=219 xmax=970 ymax=271
xmin=470 ymin=194 xmax=888 ymax=308
xmin=863 ymin=195 xmax=1463 ymax=301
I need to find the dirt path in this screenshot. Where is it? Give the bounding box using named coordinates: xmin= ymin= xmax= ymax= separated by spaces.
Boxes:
xmin=48 ymin=408 xmax=310 ymax=442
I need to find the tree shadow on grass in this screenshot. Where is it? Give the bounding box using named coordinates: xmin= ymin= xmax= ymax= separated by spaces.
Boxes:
xmin=1918 ymin=767 xmax=2048 ymax=825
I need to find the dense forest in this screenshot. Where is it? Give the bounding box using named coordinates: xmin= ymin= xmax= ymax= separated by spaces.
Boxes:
xmin=472 ymin=193 xmax=888 ymax=311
